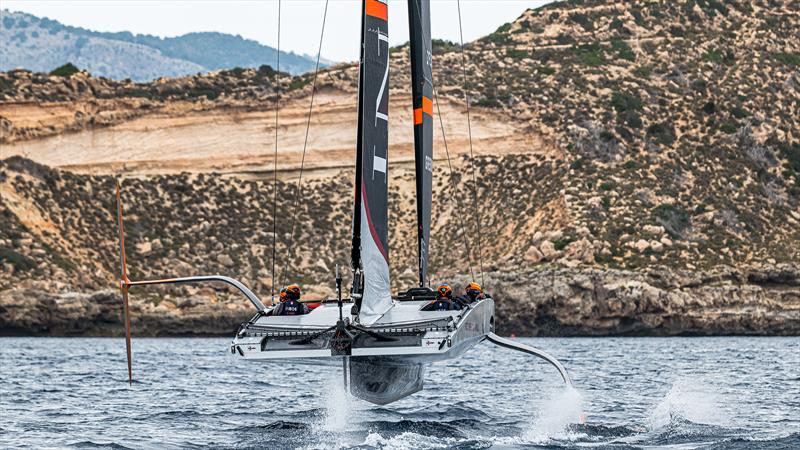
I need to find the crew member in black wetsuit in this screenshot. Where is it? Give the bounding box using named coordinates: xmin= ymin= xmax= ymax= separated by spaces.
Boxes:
xmin=456 ymin=282 xmax=486 ymax=307
xmin=422 ymin=284 xmax=461 ymax=311
xmin=272 ymin=284 xmax=310 ymax=316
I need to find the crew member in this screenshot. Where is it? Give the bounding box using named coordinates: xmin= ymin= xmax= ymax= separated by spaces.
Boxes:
xmin=457 ymin=282 xmax=486 ymax=306
xmin=272 ymin=284 xmax=309 ymax=315
xmin=422 ymin=284 xmax=461 ymax=311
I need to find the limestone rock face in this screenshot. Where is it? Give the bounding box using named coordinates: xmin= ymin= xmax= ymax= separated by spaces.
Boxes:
xmin=489 ymin=265 xmax=800 ymax=336
xmin=540 ymin=241 xmax=560 ymax=260
xmin=2 ymin=265 xmax=797 ymax=337
xmin=216 ymin=254 xmax=234 ymax=267
xmin=0 ymin=288 xmax=250 ymax=336
xmin=524 ymin=246 xmax=544 ymax=263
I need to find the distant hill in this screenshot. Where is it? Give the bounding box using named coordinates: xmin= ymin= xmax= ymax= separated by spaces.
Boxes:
xmin=0 ymin=9 xmax=326 ymax=81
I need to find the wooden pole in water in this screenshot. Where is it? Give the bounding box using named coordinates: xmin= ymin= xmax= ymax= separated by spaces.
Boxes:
xmin=116 ymin=182 xmax=133 ymax=385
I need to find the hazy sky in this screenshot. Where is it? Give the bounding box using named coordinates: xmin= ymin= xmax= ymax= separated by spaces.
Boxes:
xmin=4 ymin=0 xmax=554 ymax=62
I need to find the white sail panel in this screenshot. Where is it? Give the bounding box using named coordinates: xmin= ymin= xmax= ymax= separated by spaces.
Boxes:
xmin=359 ymin=196 xmax=392 ymax=324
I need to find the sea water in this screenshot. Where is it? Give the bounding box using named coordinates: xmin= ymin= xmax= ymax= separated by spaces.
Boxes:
xmin=0 ymin=337 xmax=798 ymax=449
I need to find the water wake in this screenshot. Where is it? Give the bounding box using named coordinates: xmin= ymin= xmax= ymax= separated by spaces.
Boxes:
xmin=522 ymin=386 xmax=586 ymax=444
xmin=647 ymin=378 xmax=730 ymax=430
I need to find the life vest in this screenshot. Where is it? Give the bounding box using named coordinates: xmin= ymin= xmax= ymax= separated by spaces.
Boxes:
xmin=279 ymin=299 xmax=305 ymax=315
xmin=432 ymin=299 xmax=458 ymax=311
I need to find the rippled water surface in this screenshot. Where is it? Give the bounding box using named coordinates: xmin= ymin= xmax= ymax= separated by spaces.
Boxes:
xmin=1 ymin=337 xmax=798 ymax=449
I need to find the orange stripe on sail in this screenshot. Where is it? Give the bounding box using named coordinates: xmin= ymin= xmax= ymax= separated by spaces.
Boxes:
xmin=414 ymin=96 xmax=433 ymax=124
xmin=365 ymin=0 xmax=388 ymax=21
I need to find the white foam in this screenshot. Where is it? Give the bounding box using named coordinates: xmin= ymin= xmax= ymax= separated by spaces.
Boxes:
xmin=647 ymin=378 xmax=730 ymax=430
xmin=321 ymin=371 xmax=352 ymax=432
xmin=521 ymin=386 xmax=587 ymax=444
xmin=304 ymin=369 xmax=365 ymax=450
xmin=362 ymin=432 xmax=455 ymax=450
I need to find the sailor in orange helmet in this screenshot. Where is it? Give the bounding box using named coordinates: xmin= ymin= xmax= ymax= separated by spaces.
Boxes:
xmin=458 ymin=282 xmax=486 ymax=305
xmin=422 ymin=284 xmax=461 ymax=311
xmin=272 ymin=284 xmax=309 ymax=315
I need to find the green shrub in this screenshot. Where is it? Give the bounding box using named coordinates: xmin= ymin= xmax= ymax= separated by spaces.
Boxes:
xmin=475 ymin=97 xmax=501 ymax=108
xmin=432 ymin=39 xmax=457 ymax=53
xmin=573 ymin=44 xmax=605 ymax=66
xmin=719 ymin=122 xmax=737 ymax=134
xmin=626 ymin=112 xmax=643 ymax=129
xmin=569 ymin=13 xmax=593 ymax=31
xmin=647 ymin=123 xmax=676 ymax=146
xmin=731 ymin=106 xmax=749 ymax=118
xmin=611 ymin=39 xmax=635 ymax=61
xmin=506 ymin=48 xmax=528 ymax=59
xmin=288 ymin=77 xmax=310 ymax=91
xmin=704 ymin=48 xmax=734 ymax=64
xmin=602 ymin=197 xmax=611 ymax=209
xmin=653 ymin=204 xmax=691 ymax=238
xmin=538 ymin=65 xmax=556 ymax=76
xmin=692 ymin=79 xmax=708 ymax=91
xmin=611 ymin=92 xmax=643 ymax=112
xmin=779 ymin=143 xmax=800 ymax=172
xmin=609 ymin=17 xmax=625 ymax=32
xmin=599 ymin=181 xmax=616 ymax=191
xmin=553 ymin=238 xmax=574 ymax=251
xmin=633 ymin=65 xmax=652 ymax=78
xmin=49 ymin=62 xmax=80 ymax=77
xmin=0 ymin=248 xmax=35 ymax=272
xmin=774 ymin=52 xmax=800 ymax=67
xmin=556 ymin=34 xmax=575 ymax=45
xmin=227 ymin=67 xmax=246 ymax=77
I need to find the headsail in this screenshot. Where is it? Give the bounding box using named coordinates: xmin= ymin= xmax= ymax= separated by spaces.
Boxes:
xmin=408 ymin=0 xmax=433 ymax=287
xmin=352 ymin=0 xmax=392 ymax=324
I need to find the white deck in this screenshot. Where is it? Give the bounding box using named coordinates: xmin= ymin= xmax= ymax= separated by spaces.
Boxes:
xmin=250 ymin=300 xmax=460 ymax=329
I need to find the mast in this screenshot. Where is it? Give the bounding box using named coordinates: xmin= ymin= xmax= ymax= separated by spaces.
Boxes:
xmin=408 ymin=0 xmax=433 ymax=287
xmin=351 ymin=0 xmax=392 ymax=324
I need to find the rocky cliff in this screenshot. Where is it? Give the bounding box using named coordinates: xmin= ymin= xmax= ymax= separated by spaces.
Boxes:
xmin=1 ymin=0 xmax=799 ymax=336
xmin=3 ymin=265 xmax=798 ymax=336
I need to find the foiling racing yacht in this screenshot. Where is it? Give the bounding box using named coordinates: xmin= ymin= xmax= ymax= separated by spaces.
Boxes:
xmin=115 ymin=0 xmax=572 ymax=405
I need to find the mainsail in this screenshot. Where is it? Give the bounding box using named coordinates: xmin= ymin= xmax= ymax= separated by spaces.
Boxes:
xmin=352 ymin=0 xmax=392 ymax=323
xmin=408 ymin=0 xmax=433 ymax=287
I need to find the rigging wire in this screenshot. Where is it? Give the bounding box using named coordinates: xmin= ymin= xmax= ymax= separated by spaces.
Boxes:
xmin=410 ymin=2 xmax=476 ymax=281
xmin=431 ymin=88 xmax=475 ymax=282
xmin=270 ymin=0 xmax=282 ymax=300
xmin=457 ymin=0 xmax=485 ymax=287
xmin=280 ymin=0 xmax=330 ymax=287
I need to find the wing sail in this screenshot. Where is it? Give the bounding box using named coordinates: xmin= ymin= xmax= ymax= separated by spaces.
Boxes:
xmin=408 ymin=0 xmax=433 ymax=287
xmin=354 ymin=0 xmax=392 ymax=324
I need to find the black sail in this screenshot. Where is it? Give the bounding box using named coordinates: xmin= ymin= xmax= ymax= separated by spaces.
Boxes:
xmin=352 ymin=0 xmax=392 ymax=323
xmin=408 ymin=0 xmax=433 ymax=287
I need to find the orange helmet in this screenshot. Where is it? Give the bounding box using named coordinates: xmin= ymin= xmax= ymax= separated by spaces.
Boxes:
xmin=466 ymin=282 xmax=483 ymax=293
xmin=279 ymin=288 xmax=288 ymax=302
xmin=466 ymin=282 xmax=483 ymax=299
xmin=437 ymin=284 xmax=452 ymax=299
xmin=286 ymin=284 xmax=301 ymax=300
